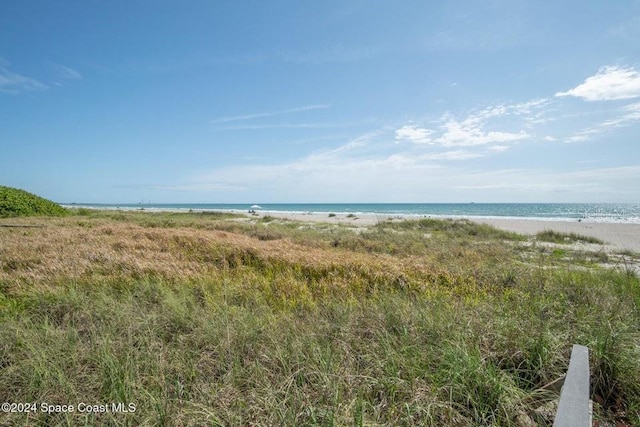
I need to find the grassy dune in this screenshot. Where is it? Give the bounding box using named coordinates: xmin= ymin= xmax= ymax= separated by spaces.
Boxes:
xmin=0 ymin=210 xmax=639 ymax=426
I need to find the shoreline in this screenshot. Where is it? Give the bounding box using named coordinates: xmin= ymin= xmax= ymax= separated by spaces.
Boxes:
xmin=63 ymin=205 xmax=640 ymax=224
xmin=62 ymin=203 xmax=640 ymax=223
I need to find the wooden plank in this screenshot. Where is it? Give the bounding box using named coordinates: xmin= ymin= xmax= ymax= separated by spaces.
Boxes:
xmin=553 ymin=344 xmax=591 ymax=427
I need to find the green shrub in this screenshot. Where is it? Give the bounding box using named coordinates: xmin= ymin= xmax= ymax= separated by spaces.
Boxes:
xmin=0 ymin=186 xmax=66 ymax=218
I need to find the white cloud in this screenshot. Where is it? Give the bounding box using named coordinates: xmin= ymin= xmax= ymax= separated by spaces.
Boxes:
xmin=395 ymin=100 xmax=543 ymax=150
xmin=555 ymin=66 xmax=640 ymax=101
xmin=435 ymin=116 xmax=529 ymax=147
xmin=464 ymin=99 xmax=553 ymax=125
xmin=0 ymin=60 xmax=47 ymax=93
xmin=394 ymin=125 xmax=433 ymax=144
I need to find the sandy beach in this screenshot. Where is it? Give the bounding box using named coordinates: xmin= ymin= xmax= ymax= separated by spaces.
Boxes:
xmin=251 ymin=210 xmax=640 ymax=253
xmin=472 ymin=218 xmax=640 ymax=253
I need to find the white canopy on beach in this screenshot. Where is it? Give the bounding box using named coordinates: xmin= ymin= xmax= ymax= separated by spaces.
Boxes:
xmin=250 ymin=205 xmax=262 ymax=209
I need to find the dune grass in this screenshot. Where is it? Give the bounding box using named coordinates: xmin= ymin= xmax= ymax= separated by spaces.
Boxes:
xmin=535 ymin=229 xmax=605 ymax=245
xmin=0 ymin=211 xmax=638 ymax=426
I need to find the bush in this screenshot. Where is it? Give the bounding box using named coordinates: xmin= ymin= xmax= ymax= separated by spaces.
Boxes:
xmin=0 ymin=186 xmax=67 ymax=218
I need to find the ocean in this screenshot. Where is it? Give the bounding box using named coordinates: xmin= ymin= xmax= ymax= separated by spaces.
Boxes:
xmin=64 ymin=203 xmax=640 ymax=224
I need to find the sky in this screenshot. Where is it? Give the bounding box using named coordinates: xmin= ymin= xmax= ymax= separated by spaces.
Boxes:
xmin=1 ymin=1 xmax=640 ymax=204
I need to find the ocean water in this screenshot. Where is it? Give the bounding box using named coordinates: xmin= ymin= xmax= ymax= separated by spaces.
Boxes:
xmin=65 ymin=203 xmax=640 ymax=224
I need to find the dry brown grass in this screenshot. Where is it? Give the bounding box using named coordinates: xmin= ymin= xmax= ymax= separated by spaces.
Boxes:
xmin=0 ymin=217 xmax=483 ymax=292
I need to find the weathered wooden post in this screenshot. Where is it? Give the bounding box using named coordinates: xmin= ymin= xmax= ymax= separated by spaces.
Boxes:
xmin=553 ymin=344 xmax=591 ymax=427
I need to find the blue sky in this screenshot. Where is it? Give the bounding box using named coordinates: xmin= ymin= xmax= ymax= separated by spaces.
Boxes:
xmin=1 ymin=1 xmax=639 ymax=203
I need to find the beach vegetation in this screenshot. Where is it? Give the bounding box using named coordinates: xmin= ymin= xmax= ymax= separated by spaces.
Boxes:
xmin=0 ymin=185 xmax=67 ymax=218
xmin=379 ymin=217 xmax=525 ymax=241
xmin=74 ymin=207 xmax=93 ymax=216
xmin=259 ymin=215 xmax=275 ymax=222
xmin=536 ymin=229 xmax=605 ymax=245
xmin=0 ymin=211 xmax=638 ymax=425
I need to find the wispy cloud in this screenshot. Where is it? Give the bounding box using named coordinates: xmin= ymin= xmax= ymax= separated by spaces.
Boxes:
xmin=565 ymin=101 xmax=640 ymax=142
xmin=278 ymin=45 xmax=386 ymax=64
xmin=421 ymin=150 xmax=483 ymax=161
xmin=425 ymin=30 xmax=520 ymax=52
xmin=454 ymin=166 xmax=640 ymax=198
xmin=152 ymin=182 xmax=245 ymax=192
xmin=487 ymin=145 xmax=509 ymax=152
xmin=556 ymin=66 xmax=640 ymax=101
xmin=116 ymin=182 xmax=245 ymax=192
xmin=609 ymin=14 xmax=640 ymax=38
xmin=210 ymin=104 xmax=329 ymax=124
xmin=0 ymin=59 xmax=47 ymax=94
xmin=51 ymin=63 xmax=83 ymax=80
xmin=173 ymin=154 xmax=640 ymax=202
xmin=213 ymin=122 xmax=356 ymax=131
xmin=621 ymin=101 xmax=640 ymax=117
xmin=297 ymin=128 xmax=387 ymax=167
